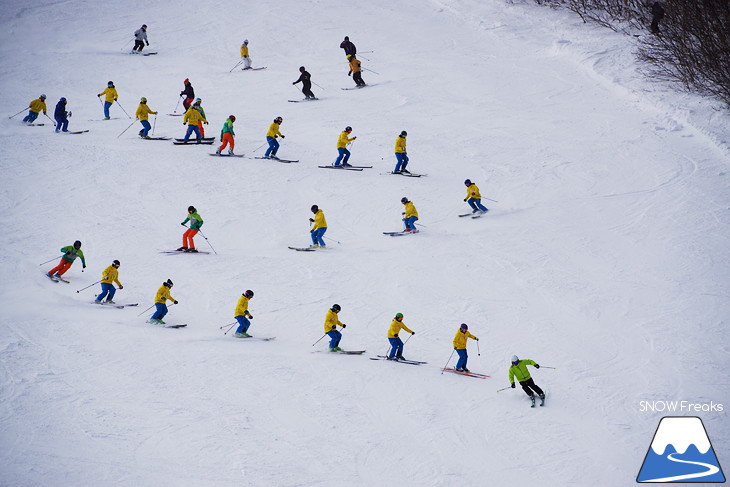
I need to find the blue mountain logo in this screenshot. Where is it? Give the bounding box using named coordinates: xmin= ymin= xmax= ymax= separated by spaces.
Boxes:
xmin=637 ymin=416 xmax=725 ymax=483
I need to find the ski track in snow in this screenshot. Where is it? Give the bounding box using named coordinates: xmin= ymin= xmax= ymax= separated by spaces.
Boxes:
xmin=1 ymin=0 xmax=729 ymax=486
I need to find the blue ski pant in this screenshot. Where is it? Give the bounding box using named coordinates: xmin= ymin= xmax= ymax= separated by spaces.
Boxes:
xmin=183 ymin=124 xmax=201 ymax=141
xmin=394 ymin=152 xmax=409 ymax=172
xmin=151 ymin=303 xmax=168 ymax=321
xmin=334 ymin=147 xmax=350 ymax=166
xmin=455 ymin=348 xmax=468 ymax=369
xmin=103 ymin=101 xmax=112 ymax=119
xmin=327 ymin=330 xmax=342 ymax=348
xmin=55 ymin=116 xmax=69 ymax=132
xmin=311 ymin=227 xmax=327 ymax=247
xmin=403 ymin=216 xmax=418 ymax=231
xmin=96 ymin=283 xmax=116 ymax=302
xmin=467 ymin=198 xmax=488 ymax=212
xmin=140 ymin=120 xmax=151 ymax=137
xmin=388 ymin=337 xmax=404 ymax=359
xmin=235 ymin=315 xmax=251 ymax=334
xmin=22 ymin=111 xmax=40 ymax=123
xmin=265 ymin=137 xmax=279 ymax=157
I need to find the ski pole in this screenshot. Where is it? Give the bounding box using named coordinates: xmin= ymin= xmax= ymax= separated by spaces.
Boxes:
xmin=540 ymin=366 xmax=557 ymax=369
xmin=196 ymin=229 xmax=218 ymax=255
xmin=223 ymin=322 xmax=237 ymax=335
xmin=151 ymin=114 xmax=157 ymax=135
xmin=117 ymin=119 xmax=137 ymax=138
xmin=120 ymin=39 xmax=132 ymax=51
xmin=252 ymin=141 xmax=268 ymax=153
xmin=363 ymin=68 xmax=380 ymax=75
xmin=441 ymin=349 xmax=456 ymax=374
xmin=174 ymin=95 xmax=182 ymax=114
xmin=98 ymin=96 xmax=103 ymax=106
xmin=359 ymin=50 xmax=374 ymax=54
xmin=484 ymin=197 xmax=499 ymax=203
xmin=358 ymin=55 xmax=371 ymax=62
xmin=44 ymin=113 xmax=54 ymax=123
xmin=76 ymin=280 xmax=101 ymax=293
xmin=229 ymin=59 xmax=244 ymax=72
xmin=219 ymin=320 xmax=237 ymax=330
xmin=496 ymin=386 xmax=512 ymax=393
xmin=39 ymin=256 xmax=62 ymax=266
xmin=137 ymin=303 xmax=155 ymax=317
xmin=9 ymin=106 xmax=30 ymax=119
xmin=324 ymin=236 xmax=341 ymax=245
xmin=476 ymin=340 xmax=481 ymax=356
xmin=115 ymin=101 xmax=132 ymax=119
xmin=312 ymin=81 xmax=326 ymax=91
xmin=312 ymin=334 xmax=327 ymax=346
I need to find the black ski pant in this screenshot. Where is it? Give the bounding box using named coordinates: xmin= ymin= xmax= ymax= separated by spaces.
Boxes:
xmin=302 ymin=83 xmax=314 ymax=99
xmin=519 ymin=378 xmax=544 ymax=398
xmin=353 ymin=72 xmax=365 ymax=86
xmin=133 ymin=40 xmax=145 ymax=52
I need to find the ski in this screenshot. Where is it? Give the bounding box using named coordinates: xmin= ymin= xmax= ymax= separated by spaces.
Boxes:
xmin=234 ymin=336 xmax=276 ymax=341
xmin=26 ymin=123 xmax=46 ymax=126
xmin=44 ymin=273 xmax=59 ymax=283
xmin=288 ymin=98 xmax=319 ymax=103
xmin=242 ymin=67 xmax=267 ymax=71
xmin=318 ymin=165 xmax=363 ymax=171
xmin=383 ymin=172 xmax=425 ymax=178
xmin=143 ymin=52 xmax=158 ymax=56
xmin=254 ymin=157 xmax=299 ymax=163
xmin=175 ymin=137 xmax=215 ymax=142
xmin=344 ymin=165 xmax=372 ymax=169
xmin=371 ymin=355 xmax=427 ymax=364
xmin=341 ymin=85 xmax=372 ymax=90
xmin=88 ymin=118 xmax=122 ymax=121
xmin=336 ymin=350 xmax=366 ymax=355
xmin=159 ymin=250 xmax=211 ymax=254
xmin=141 ymin=136 xmax=171 ymax=140
xmin=173 ymin=140 xmax=215 ymax=145
xmin=383 ymin=231 xmax=417 ymax=236
xmin=459 ymin=213 xmax=476 ymax=217
xmin=54 ymin=275 xmax=70 ymax=283
xmin=472 ymin=210 xmax=489 ymax=219
xmin=62 ymin=130 xmax=89 ymax=134
xmin=165 ymin=324 xmax=187 ymax=328
xmin=167 ymin=114 xmax=183 ymax=117
xmin=442 ymin=367 xmax=490 ymax=379
xmin=209 ymin=153 xmax=246 ymax=158
xmin=288 ymin=246 xmax=317 ymax=252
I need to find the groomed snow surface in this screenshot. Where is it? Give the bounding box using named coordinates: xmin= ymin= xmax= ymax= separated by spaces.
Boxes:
xmin=1 ymin=0 xmax=728 ymax=485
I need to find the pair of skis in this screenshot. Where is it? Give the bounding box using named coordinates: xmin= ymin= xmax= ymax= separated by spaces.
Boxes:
xmin=370 ymin=355 xmax=427 ymax=365
xmin=160 ymin=249 xmax=212 ymax=255
xmin=318 ymin=165 xmax=372 ymax=172
xmin=254 ymin=156 xmax=299 ymax=163
xmin=92 ymin=302 xmax=139 ymax=309
xmin=146 ymin=319 xmax=187 ymax=329
xmin=442 ymin=367 xmax=490 ymax=379
xmin=458 ymin=210 xmax=489 ymax=219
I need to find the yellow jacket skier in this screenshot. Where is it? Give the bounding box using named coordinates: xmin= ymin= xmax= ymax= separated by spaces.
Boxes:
xmin=387 ymin=313 xmax=414 ymax=360
xmin=324 ymin=304 xmax=346 ymax=351
xmin=150 ymin=279 xmax=178 ymax=324
xmin=234 ymin=290 xmax=255 ymax=337
xmin=95 ymin=260 xmax=123 ymax=304
xmin=453 ymin=323 xmax=478 ymax=372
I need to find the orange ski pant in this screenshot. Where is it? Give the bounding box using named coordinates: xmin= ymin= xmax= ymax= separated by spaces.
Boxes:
xmin=198 ymin=121 xmax=205 ymax=138
xmin=48 ymin=259 xmax=73 ymax=276
xmin=183 ymin=228 xmax=199 ymax=248
xmin=219 ymin=133 xmax=235 ymax=152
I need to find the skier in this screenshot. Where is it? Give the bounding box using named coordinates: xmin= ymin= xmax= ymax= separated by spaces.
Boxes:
xmin=324 ymin=304 xmax=346 ymax=352
xmin=264 ymin=116 xmax=285 ymax=159
xmin=453 ymin=323 xmax=478 ymax=372
xmin=192 ymin=98 xmax=208 ymax=137
xmin=95 ymin=260 xmax=123 ymax=304
xmin=650 ymin=2 xmax=665 ymax=34
xmin=22 ymin=94 xmax=47 ymax=124
xmin=97 ymin=81 xmax=118 ymax=120
xmin=393 ymin=131 xmax=409 ymax=174
xmin=46 ymin=240 xmax=86 ymax=279
xmin=216 ymin=115 xmax=236 ymax=155
xmin=387 ymin=313 xmax=415 ymax=360
xmin=400 ymin=197 xmax=419 ymax=233
xmin=179 ymin=206 xmax=204 ymax=252
xmin=180 ymin=78 xmax=195 ymax=112
xmin=182 ymin=102 xmax=206 ymax=142
xmin=149 ymin=279 xmax=177 ymax=324
xmin=293 ymin=66 xmax=316 ymax=100
xmin=340 ymin=36 xmax=356 ymax=57
xmin=509 ymin=355 xmax=546 ymax=407
xmin=54 ymin=97 xmax=70 ymax=133
xmin=240 ymin=40 xmax=252 ymax=70
xmin=334 ymin=126 xmax=356 ymax=167
xmin=347 ymin=55 xmax=366 ymax=87
xmin=135 ymin=97 xmax=157 ymax=138
xmin=309 ymin=204 xmax=327 ymax=249
xmin=233 ymin=290 xmax=255 ymax=337
xmin=463 ymin=179 xmax=489 ymax=213
xmin=132 ymin=24 xmax=149 ymax=52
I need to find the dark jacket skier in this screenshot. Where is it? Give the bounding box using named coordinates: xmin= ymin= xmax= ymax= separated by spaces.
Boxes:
xmin=293 ymin=66 xmax=315 ymax=99
xmin=340 ymin=36 xmax=356 ymax=57
xmin=180 ymin=78 xmax=195 ymax=111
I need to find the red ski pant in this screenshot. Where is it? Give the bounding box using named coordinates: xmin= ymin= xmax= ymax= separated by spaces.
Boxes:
xmin=183 ymin=229 xmax=198 ymax=248
xmin=48 ymin=259 xmax=73 ymax=276
xmin=219 ymin=133 xmax=234 ymax=152
xmin=198 ymin=121 xmax=205 ymax=138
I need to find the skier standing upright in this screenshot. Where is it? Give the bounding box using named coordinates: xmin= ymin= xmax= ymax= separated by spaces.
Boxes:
xmin=97 ymin=81 xmax=118 ymax=120
xmin=179 ymin=206 xmax=204 ymax=252
xmin=182 ymin=102 xmax=206 ymax=142
xmin=453 ymin=323 xmax=478 ymax=372
xmin=347 ymin=55 xmax=366 ymax=87
xmin=95 ymin=260 xmax=123 ymax=304
xmin=334 ymin=126 xmax=356 ymax=167
xmin=387 ymin=313 xmax=415 ymax=360
xmin=340 ymin=36 xmax=356 ymax=57
xmin=180 ymin=79 xmax=195 ymax=112
xmin=264 ymin=116 xmax=285 ymax=159
xmin=216 ymin=115 xmax=236 ymax=155
xmin=149 ymin=279 xmax=177 ymax=324
xmin=400 ymin=197 xmax=419 ymax=233
xmin=463 ymin=179 xmax=489 ymax=214
xmin=509 ymin=355 xmax=546 ymax=407
xmin=133 ymin=24 xmax=148 ymax=52
xmin=309 ymin=204 xmax=327 ymax=249
xmin=324 ymin=304 xmax=346 ymax=352
xmin=234 ymin=290 xmax=255 ymax=337
xmin=393 ymin=131 xmax=409 ymax=174
xmin=54 ymin=97 xmax=70 ymax=133
xmin=240 ymin=40 xmax=252 ymax=70
xmin=293 ymin=66 xmax=316 ymax=100
xmin=135 ymin=97 xmax=157 ymax=138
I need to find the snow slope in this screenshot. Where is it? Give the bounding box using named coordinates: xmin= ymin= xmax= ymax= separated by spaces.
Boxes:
xmin=1 ymin=0 xmax=728 ymax=485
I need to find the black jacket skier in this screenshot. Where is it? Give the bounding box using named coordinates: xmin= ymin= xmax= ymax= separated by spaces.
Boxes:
xmin=293 ymin=67 xmax=315 ymax=99
xmin=340 ymin=36 xmax=356 ymax=57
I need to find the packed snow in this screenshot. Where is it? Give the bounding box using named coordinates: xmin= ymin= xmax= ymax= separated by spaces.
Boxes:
xmin=1 ymin=0 xmax=728 ymax=485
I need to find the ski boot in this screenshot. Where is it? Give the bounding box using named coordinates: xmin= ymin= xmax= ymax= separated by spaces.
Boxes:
xmin=176 ymin=246 xmax=188 ymax=251
xmin=530 ymin=395 xmax=536 ymax=408
xmin=228 ymin=149 xmax=234 ymax=155
xmin=539 ymin=393 xmax=546 ymax=406
xmin=186 ymin=248 xmax=199 ymax=253
xmin=215 ymin=148 xmax=221 ymax=155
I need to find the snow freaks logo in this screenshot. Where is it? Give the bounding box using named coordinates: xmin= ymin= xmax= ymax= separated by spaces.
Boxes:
xmin=637 ymin=416 xmax=726 ymax=483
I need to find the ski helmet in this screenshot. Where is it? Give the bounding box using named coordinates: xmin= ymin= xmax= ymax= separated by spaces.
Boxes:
xmin=464 ymin=179 xmax=472 ymax=186
xmin=275 ymin=116 xmax=283 ymax=123
xmin=344 ymin=36 xmax=349 ymax=41
xmin=184 ymin=78 xmax=190 ymax=84
xmin=40 ymin=94 xmax=46 ymax=99
xmin=112 ymin=260 xmax=120 ymax=267
xmin=73 ymin=240 xmax=82 ymax=248
xmin=311 ymin=204 xmax=319 ymax=213
xmin=142 ymin=24 xmax=147 ymax=29
xmin=245 ymin=290 xmax=254 ymax=298
xmin=229 ymin=115 xmax=236 ymax=122
xmin=194 ymin=98 xmax=202 ymax=104
xmin=460 ymin=323 xmax=468 ymax=330
xmin=395 ymin=312 xmax=404 ymax=319
xmin=60 ymin=97 xmax=66 ymax=102
xmin=511 ymin=355 xmax=519 ymax=364
xmin=244 ymin=39 xmax=249 ymax=44
xmin=345 ymin=126 xmax=352 ymax=132
xmin=299 ymin=66 xmax=306 ymax=72
xmin=188 ymin=206 xmax=196 ymax=212
xmin=332 ymin=304 xmax=341 ymax=312
xmin=400 ymin=131 xmax=407 ymax=137
xmin=400 ymin=197 xmax=409 ymax=204
xmin=107 ymin=81 xmax=114 ymax=86
xmin=165 ymin=279 xmax=174 ymax=287
xmin=140 ymin=97 xmax=147 ymax=103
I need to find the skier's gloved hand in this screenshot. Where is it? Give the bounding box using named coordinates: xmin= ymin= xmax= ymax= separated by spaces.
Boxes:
xmin=534 ymin=364 xmax=540 ymax=368
xmin=309 ymin=218 xmax=314 ymax=223
xmin=181 ymin=222 xmax=186 ymax=226
xmin=475 ymin=337 xmax=479 ymax=341
xmin=119 ymin=285 xmax=124 ymax=289
xmin=411 ymin=331 xmax=415 ymax=335
xmin=174 ymin=300 xmax=179 ymax=304
xmin=281 ymin=135 xmax=285 ymax=139
xmin=511 ymin=383 xmax=516 ymax=388
xmin=331 ymin=326 xmax=336 ymax=330
xmin=82 ymin=264 xmax=86 ymax=269
xmin=248 ymin=315 xmax=253 ymax=320
xmin=464 ymin=198 xmax=468 ymax=202
xmin=454 ymin=347 xmax=457 ymax=350
xmin=146 ymin=41 xmax=149 ymax=46
xmin=341 ymin=324 xmax=346 ymax=328
xmin=348 ymin=72 xmax=351 ymax=76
